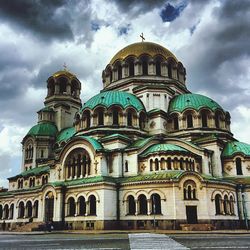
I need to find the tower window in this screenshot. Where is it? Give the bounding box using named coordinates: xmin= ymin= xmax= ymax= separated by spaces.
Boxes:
xmin=187 ymin=114 xmax=193 ymax=128
xmin=142 ymin=61 xmax=148 ymax=75
xmin=98 ymin=110 xmax=104 ymax=125
xmin=201 ymin=112 xmax=208 ymax=127
xmin=168 ymin=64 xmax=172 ymax=78
xmin=128 ymin=62 xmax=134 ymax=76
xmin=156 ymin=61 xmax=161 ymax=76
xmin=236 ymin=157 xmax=243 ymax=175
xmin=118 ymin=65 xmax=122 ymax=80
xmin=113 ymin=109 xmax=119 ymax=125
xmin=173 ymin=116 xmax=179 ymax=130
xmin=127 ymin=111 xmax=132 ymax=126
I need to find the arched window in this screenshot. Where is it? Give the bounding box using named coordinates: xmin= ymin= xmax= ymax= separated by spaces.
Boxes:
xmin=97 ymin=109 xmax=104 ymax=126
xmin=68 ymin=197 xmax=75 ymax=216
xmin=89 ymin=195 xmax=96 ymax=215
xmin=142 ymin=60 xmax=148 ymax=75
xmin=155 ymin=159 xmax=159 ymax=171
xmin=127 ymin=111 xmax=133 ymax=126
xmin=183 ymin=180 xmax=197 ymax=200
xmin=78 ymin=196 xmax=86 ymax=216
xmin=168 ymin=64 xmax=172 ymax=78
xmin=173 ymin=116 xmax=179 ymax=130
xmin=156 ymin=61 xmax=161 ymax=76
xmin=151 ymin=193 xmax=161 ymax=214
xmin=201 ymin=111 xmax=208 ymax=127
xmin=3 ymin=204 xmax=9 ymax=219
xmin=109 ymin=69 xmax=113 ymax=83
xmin=71 ymin=80 xmax=79 ymax=97
xmin=47 ymin=80 xmax=55 ymax=96
xmin=34 ymin=200 xmax=39 ymax=218
xmin=125 ymin=161 xmax=128 ymax=172
xmin=18 ymin=202 xmax=25 ymax=218
xmin=187 ymin=114 xmax=193 ymax=128
xmin=229 ymin=196 xmax=234 ymax=215
xmin=138 ymin=194 xmax=147 ymax=215
xmin=118 ymin=65 xmax=122 ymax=80
xmin=59 ymin=77 xmax=67 ymax=94
xmin=236 ymin=157 xmax=243 ymax=175
xmin=128 ymin=61 xmax=134 ymax=76
xmin=0 ymin=205 xmax=2 ymax=219
xmin=224 ymin=195 xmax=229 ymax=215
xmin=180 ymin=158 xmax=184 ymax=170
xmin=83 ymin=110 xmax=91 ymax=128
xmin=167 ymin=158 xmax=172 ymax=170
xmin=26 ymin=201 xmax=32 ymax=218
xmin=9 ymin=204 xmax=14 ymax=219
xmin=215 ymin=112 xmax=220 ymax=128
xmin=215 ymin=194 xmax=221 ymax=215
xmin=127 ymin=195 xmax=136 ymax=215
xmin=139 ymin=113 xmax=146 ymax=130
xmin=112 ymin=109 xmax=119 ymax=125
xmin=65 ymin=148 xmax=91 ymax=179
xmin=150 ymin=159 xmax=153 ymax=171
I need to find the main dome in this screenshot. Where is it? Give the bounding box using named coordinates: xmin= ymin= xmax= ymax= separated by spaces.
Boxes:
xmin=109 ymin=42 xmax=178 ymax=65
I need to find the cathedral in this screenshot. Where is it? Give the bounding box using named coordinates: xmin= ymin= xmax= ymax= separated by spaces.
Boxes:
xmin=0 ymin=41 xmax=250 ymax=231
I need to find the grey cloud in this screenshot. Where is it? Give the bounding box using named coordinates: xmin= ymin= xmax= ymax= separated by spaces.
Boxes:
xmin=0 ymin=0 xmax=74 ymax=41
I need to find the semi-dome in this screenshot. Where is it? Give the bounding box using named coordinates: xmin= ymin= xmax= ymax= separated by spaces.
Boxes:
xmin=110 ymin=42 xmax=178 ymax=65
xmin=81 ymin=90 xmax=145 ymax=112
xmin=27 ymin=122 xmax=58 ymax=137
xmin=169 ymin=93 xmax=223 ymax=113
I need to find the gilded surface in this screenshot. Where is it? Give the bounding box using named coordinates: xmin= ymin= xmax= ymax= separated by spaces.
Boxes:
xmin=110 ymin=42 xmax=178 ymax=64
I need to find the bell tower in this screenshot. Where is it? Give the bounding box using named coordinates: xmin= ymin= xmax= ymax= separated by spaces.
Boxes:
xmin=44 ymin=70 xmax=82 ymax=131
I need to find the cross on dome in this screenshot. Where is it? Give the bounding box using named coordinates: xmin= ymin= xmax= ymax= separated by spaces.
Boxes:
xmin=140 ymin=33 xmax=145 ymax=42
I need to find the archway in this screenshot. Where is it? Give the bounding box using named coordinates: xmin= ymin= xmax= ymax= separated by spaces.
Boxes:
xmin=44 ymin=191 xmax=54 ymax=222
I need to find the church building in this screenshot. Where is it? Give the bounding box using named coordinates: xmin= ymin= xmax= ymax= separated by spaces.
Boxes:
xmin=0 ymin=41 xmax=250 ymax=231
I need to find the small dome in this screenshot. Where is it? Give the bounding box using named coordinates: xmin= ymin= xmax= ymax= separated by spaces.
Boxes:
xmin=222 ymin=141 xmax=250 ymax=158
xmin=140 ymin=143 xmax=188 ymax=157
xmin=27 ymin=122 xmax=58 ymax=137
xmin=169 ymin=93 xmax=223 ymax=113
xmin=56 ymin=127 xmax=76 ymax=144
xmin=110 ymin=42 xmax=178 ymax=65
xmin=52 ymin=70 xmax=76 ymax=79
xmin=81 ymin=90 xmax=145 ymax=112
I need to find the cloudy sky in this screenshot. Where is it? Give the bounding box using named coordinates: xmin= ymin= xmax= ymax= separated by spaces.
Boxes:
xmin=0 ymin=0 xmax=250 ymax=187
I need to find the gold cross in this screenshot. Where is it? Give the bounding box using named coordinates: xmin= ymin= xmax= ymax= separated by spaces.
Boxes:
xmin=140 ymin=33 xmax=145 ymax=42
xmin=63 ymin=62 xmax=67 ymax=71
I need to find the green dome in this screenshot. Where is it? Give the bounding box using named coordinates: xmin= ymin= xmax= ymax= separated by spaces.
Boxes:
xmin=169 ymin=93 xmax=223 ymax=113
xmin=27 ymin=122 xmax=58 ymax=137
xmin=140 ymin=143 xmax=188 ymax=157
xmin=222 ymin=141 xmax=250 ymax=158
xmin=81 ymin=90 xmax=145 ymax=112
xmin=56 ymin=127 xmax=76 ymax=143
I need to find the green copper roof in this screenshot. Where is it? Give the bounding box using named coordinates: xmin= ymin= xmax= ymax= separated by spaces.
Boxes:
xmin=100 ymin=133 xmax=132 ymax=142
xmin=169 ymin=93 xmax=223 ymax=113
xmin=222 ymin=141 xmax=250 ymax=157
xmin=120 ymin=171 xmax=183 ymax=183
xmin=140 ymin=143 xmax=188 ymax=157
xmin=9 ymin=165 xmax=50 ymax=180
xmin=76 ymin=136 xmax=103 ymax=150
xmin=56 ymin=127 xmax=76 ymax=143
xmin=127 ymin=137 xmax=154 ymax=149
xmin=53 ymin=175 xmax=116 ymax=187
xmin=81 ymin=90 xmax=145 ymax=112
xmin=27 ymin=122 xmax=57 ymax=137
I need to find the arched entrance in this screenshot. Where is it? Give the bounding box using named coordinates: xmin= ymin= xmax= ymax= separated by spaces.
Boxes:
xmin=44 ymin=191 xmax=54 ymax=222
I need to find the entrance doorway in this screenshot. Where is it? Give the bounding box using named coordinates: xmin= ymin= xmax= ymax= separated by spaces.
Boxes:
xmin=45 ymin=191 xmax=54 ymax=222
xmin=186 ymin=206 xmax=198 ymax=224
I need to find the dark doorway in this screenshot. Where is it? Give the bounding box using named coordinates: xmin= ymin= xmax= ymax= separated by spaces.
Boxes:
xmin=45 ymin=192 xmax=54 ymax=222
xmin=186 ymin=206 xmax=198 ymax=224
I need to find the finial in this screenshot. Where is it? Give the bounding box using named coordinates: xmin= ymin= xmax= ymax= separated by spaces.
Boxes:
xmin=140 ymin=33 xmax=145 ymax=42
xmin=63 ymin=62 xmax=68 ymax=71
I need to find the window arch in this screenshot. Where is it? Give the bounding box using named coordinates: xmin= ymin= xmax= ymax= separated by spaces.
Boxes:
xmin=215 ymin=194 xmax=221 ymax=215
xmin=186 ymin=114 xmax=193 ymax=128
xmin=236 ymin=157 xmax=243 ymax=175
xmin=138 ymin=194 xmax=147 ymax=215
xmin=3 ymin=204 xmax=9 ymax=219
xmin=26 ymin=201 xmax=32 ymax=218
xmin=167 ymin=63 xmax=172 ymax=78
xmin=128 ymin=60 xmax=134 ymax=76
xmin=96 ymin=108 xmax=104 ymax=126
xmin=201 ymin=110 xmax=208 ymax=127
xmin=151 ymin=193 xmax=161 ymax=214
xmin=9 ymin=204 xmax=14 ymax=219
xmin=155 ymin=61 xmax=161 ymax=76
xmin=58 ymin=77 xmax=67 ymax=94
xmin=173 ymin=115 xmax=179 ymax=130
xmin=65 ymin=148 xmax=91 ymax=179
xmin=117 ymin=64 xmax=122 ymax=80
xmin=83 ymin=110 xmax=91 ymax=128
xmin=78 ymin=196 xmax=86 ymax=216
xmin=139 ymin=112 xmax=146 ymax=130
xmin=18 ymin=201 xmax=25 ymax=218
xmin=127 ymin=110 xmax=133 ymax=126
xmin=112 ymin=108 xmax=119 ymax=125
xmin=183 ymin=180 xmax=197 ymax=200
xmin=127 ymin=195 xmax=136 ymax=215
xmin=68 ymin=197 xmax=75 ymax=216
xmin=89 ymin=195 xmax=97 ymax=215
xmin=34 ymin=200 xmax=39 ymax=218
xmin=155 ymin=159 xmax=159 ymax=171
xmin=150 ymin=159 xmax=153 ymax=171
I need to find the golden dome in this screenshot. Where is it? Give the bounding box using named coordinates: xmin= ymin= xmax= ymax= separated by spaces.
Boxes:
xmin=109 ymin=42 xmax=178 ymax=65
xmin=52 ymin=70 xmax=76 ymax=79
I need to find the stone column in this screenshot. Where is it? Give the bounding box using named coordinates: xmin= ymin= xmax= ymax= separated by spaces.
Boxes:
xmin=122 ymin=62 xmax=128 ymax=78
xmin=134 ymin=60 xmax=141 ymax=76
xmin=161 ymin=62 xmax=168 ymax=76
xmin=135 ymin=200 xmax=139 ymax=215
xmin=66 ymin=84 xmax=71 ymax=95
xmin=85 ymin=201 xmax=89 ymax=216
xmin=148 ymin=59 xmax=155 ymax=75
xmin=147 ymin=199 xmax=152 ymax=215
